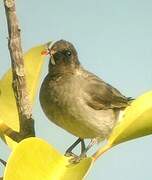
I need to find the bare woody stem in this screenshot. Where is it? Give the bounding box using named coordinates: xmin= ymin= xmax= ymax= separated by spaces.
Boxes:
xmin=3 ymin=0 xmax=35 ymax=141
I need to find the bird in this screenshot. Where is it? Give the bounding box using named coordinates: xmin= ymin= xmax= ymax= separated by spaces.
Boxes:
xmin=39 ymin=39 xmax=132 ymax=160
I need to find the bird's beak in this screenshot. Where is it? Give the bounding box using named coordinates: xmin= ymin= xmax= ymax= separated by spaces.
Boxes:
xmin=41 ymin=49 xmax=56 ymax=65
xmin=41 ymin=48 xmax=57 ymax=56
xmin=41 ymin=41 xmax=56 ymax=65
xmin=41 ymin=41 xmax=56 ymax=56
xmin=41 ymin=48 xmax=56 ymax=65
xmin=41 ymin=49 xmax=49 ymax=56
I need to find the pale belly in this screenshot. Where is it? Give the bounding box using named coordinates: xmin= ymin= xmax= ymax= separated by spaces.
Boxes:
xmin=40 ymin=90 xmax=116 ymax=139
xmin=40 ymin=74 xmax=117 ymax=140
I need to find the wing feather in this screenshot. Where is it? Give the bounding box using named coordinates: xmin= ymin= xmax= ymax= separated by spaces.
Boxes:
xmin=82 ymin=70 xmax=131 ymax=110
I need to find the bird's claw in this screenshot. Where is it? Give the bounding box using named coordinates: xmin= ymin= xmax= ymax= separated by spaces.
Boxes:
xmin=64 ymin=151 xmax=78 ymax=158
xmin=68 ymin=153 xmax=87 ymax=164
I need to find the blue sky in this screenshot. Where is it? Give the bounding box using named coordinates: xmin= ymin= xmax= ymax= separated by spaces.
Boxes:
xmin=0 ymin=0 xmax=152 ymax=179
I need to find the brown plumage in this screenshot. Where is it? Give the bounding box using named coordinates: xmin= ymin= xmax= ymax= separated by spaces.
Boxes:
xmin=40 ymin=40 xmax=131 ymax=155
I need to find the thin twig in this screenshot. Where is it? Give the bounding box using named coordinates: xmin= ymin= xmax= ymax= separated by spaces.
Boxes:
xmin=3 ymin=0 xmax=35 ymax=141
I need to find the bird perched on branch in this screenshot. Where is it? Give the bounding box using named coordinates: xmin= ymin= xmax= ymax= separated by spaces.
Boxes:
xmin=40 ymin=40 xmax=132 ymax=160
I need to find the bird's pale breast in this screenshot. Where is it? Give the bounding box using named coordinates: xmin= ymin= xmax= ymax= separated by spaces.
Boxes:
xmin=40 ymin=71 xmax=118 ymax=140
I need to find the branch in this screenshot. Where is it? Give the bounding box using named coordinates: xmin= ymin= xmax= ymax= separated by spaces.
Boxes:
xmin=3 ymin=0 xmax=35 ymax=141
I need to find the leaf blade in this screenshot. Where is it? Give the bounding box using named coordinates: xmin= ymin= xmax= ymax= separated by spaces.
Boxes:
xmin=4 ymin=137 xmax=93 ymax=180
xmin=108 ymin=91 xmax=152 ymax=146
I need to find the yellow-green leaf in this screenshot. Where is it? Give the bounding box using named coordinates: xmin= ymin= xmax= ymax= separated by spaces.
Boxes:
xmin=4 ymin=137 xmax=93 ymax=180
xmin=0 ymin=43 xmax=49 ymax=149
xmin=108 ymin=91 xmax=152 ymax=146
xmin=93 ymin=91 xmax=152 ymax=160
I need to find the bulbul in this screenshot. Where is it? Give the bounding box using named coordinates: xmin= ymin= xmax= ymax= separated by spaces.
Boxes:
xmin=40 ymin=40 xmax=131 ymax=159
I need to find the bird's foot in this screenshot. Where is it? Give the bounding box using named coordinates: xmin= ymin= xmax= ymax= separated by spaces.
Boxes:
xmin=69 ymin=152 xmax=87 ymax=164
xmin=64 ymin=151 xmax=78 ymax=158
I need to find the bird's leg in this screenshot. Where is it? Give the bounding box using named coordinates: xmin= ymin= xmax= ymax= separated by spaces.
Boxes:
xmin=80 ymin=139 xmax=86 ymax=154
xmin=0 ymin=158 xmax=7 ymax=166
xmin=80 ymin=139 xmax=87 ymax=158
xmin=79 ymin=138 xmax=98 ymax=159
xmin=83 ymin=138 xmax=97 ymax=156
xmin=70 ymin=138 xmax=98 ymax=163
xmin=65 ymin=138 xmax=82 ymax=157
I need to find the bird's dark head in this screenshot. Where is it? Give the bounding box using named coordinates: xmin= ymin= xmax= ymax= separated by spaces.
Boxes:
xmin=48 ymin=40 xmax=80 ymax=75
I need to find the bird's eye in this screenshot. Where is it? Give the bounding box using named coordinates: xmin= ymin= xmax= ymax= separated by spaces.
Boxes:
xmin=65 ymin=50 xmax=72 ymax=57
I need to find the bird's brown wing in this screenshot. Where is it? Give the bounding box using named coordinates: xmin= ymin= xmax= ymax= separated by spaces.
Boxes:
xmin=83 ymin=70 xmax=131 ymax=110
